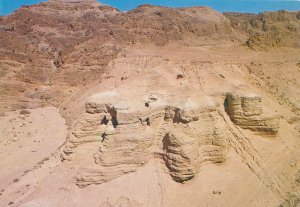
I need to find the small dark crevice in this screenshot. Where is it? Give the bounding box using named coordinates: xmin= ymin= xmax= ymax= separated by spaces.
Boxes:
xmin=138 ymin=117 xmax=151 ymax=126
xmin=108 ymin=107 xmax=118 ymax=128
xmin=101 ymin=133 xmax=107 ymax=142
xmin=162 ymin=133 xmax=170 ymax=151
xmin=177 ymin=73 xmax=184 ymax=79
xmin=145 ymin=117 xmax=150 ymax=126
xmin=53 ymin=50 xmax=64 ymax=69
xmin=111 ymin=117 xmax=118 ymax=128
xmin=224 ymin=97 xmax=230 ymax=115
xmin=173 ymin=108 xmax=183 ymax=124
xmin=100 ymin=116 xmax=109 ymax=125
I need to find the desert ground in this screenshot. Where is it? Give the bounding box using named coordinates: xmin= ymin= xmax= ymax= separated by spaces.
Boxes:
xmin=0 ymin=0 xmax=299 ymax=206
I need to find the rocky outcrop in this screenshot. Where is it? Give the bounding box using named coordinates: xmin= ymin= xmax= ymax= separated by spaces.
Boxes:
xmin=225 ymin=93 xmax=280 ymax=135
xmin=63 ymin=95 xmax=230 ymax=187
xmin=0 ymin=0 xmax=299 ymax=205
xmin=163 ymin=110 xmax=229 ymax=182
xmin=225 ymin=11 xmax=300 ymax=49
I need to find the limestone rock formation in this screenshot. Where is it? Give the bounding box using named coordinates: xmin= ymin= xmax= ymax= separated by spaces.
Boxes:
xmin=225 ymin=93 xmax=280 ymax=135
xmin=163 ymin=110 xmax=229 ymax=182
xmin=62 ymin=95 xmax=230 ymax=187
xmin=0 ymin=1 xmax=299 ymax=206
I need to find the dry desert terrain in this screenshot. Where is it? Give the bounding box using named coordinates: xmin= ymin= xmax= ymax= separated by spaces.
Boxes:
xmin=0 ymin=0 xmax=299 ymax=206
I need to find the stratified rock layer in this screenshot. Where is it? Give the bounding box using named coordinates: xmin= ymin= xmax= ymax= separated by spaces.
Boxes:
xmin=63 ymin=95 xmax=230 ymax=186
xmin=225 ymin=93 xmax=280 ymax=135
xmin=163 ymin=110 xmax=229 ymax=182
xmin=0 ymin=0 xmax=299 ymax=206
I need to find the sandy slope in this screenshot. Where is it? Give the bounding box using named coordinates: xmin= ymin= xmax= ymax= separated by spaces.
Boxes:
xmin=0 ymin=107 xmax=67 ymax=206
xmin=0 ymin=44 xmax=299 ymax=207
xmin=0 ymin=1 xmax=299 ymax=206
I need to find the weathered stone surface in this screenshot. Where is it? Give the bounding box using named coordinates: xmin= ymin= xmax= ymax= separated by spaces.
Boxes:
xmin=163 ymin=110 xmax=229 ymax=182
xmin=0 ymin=0 xmax=299 ymax=206
xmin=63 ymin=98 xmax=230 ymax=186
xmin=225 ymin=93 xmax=280 ymax=135
xmin=85 ymin=102 xmax=109 ymax=114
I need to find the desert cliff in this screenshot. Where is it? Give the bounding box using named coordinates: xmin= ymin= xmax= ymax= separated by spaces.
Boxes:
xmin=0 ymin=0 xmax=299 ymax=206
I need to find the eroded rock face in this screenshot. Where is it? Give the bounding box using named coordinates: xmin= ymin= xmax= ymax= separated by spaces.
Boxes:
xmin=163 ymin=110 xmax=229 ymax=182
xmin=62 ymin=89 xmax=284 ymax=188
xmin=63 ymin=96 xmax=230 ymax=187
xmin=225 ymin=93 xmax=280 ymax=135
xmin=225 ymin=11 xmax=300 ymax=49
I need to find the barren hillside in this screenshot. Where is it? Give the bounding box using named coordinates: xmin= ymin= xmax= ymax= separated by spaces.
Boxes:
xmin=0 ymin=0 xmax=299 ymax=207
